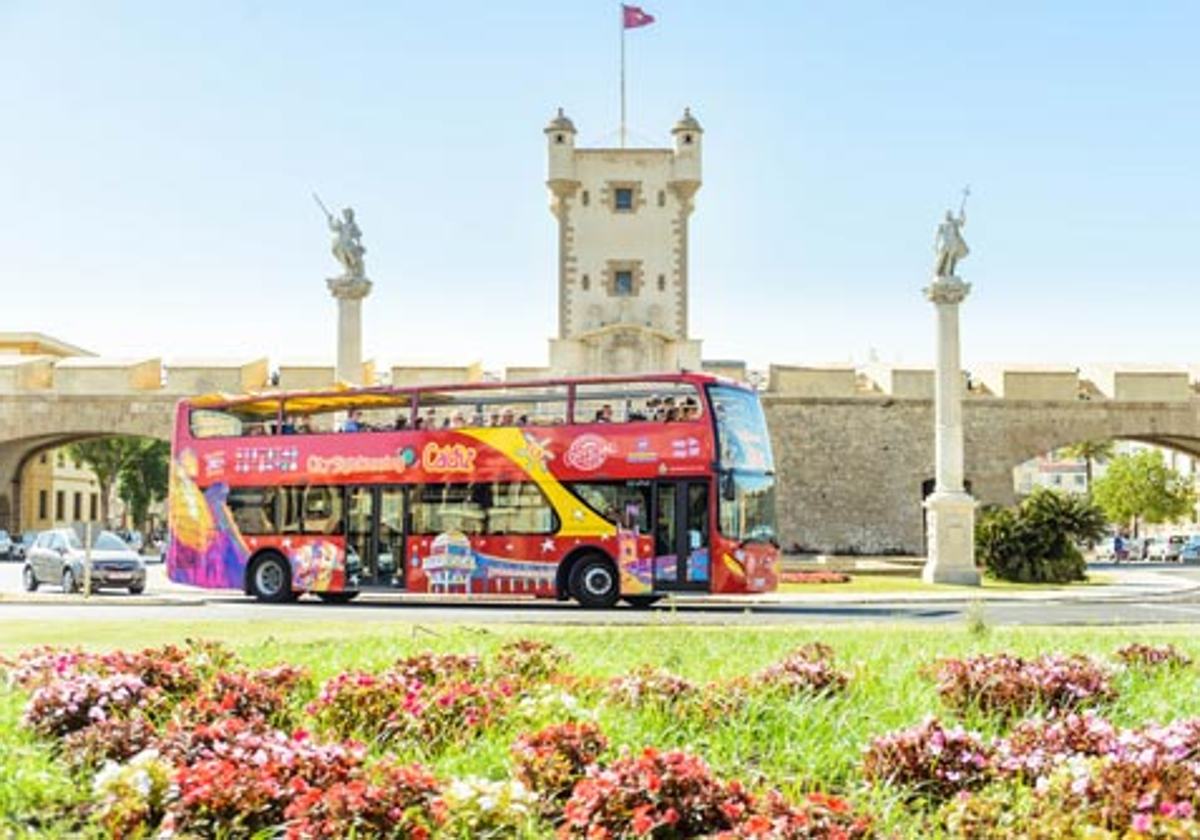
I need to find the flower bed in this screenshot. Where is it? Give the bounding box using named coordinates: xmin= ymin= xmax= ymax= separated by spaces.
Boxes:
xmin=2 ymin=634 xmax=1200 ymax=837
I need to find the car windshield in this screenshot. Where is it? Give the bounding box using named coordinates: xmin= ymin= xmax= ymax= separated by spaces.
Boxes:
xmin=63 ymin=531 xmax=130 ymax=552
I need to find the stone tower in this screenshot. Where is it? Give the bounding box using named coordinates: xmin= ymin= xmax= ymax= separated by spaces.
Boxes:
xmin=545 ymin=108 xmax=704 ymax=375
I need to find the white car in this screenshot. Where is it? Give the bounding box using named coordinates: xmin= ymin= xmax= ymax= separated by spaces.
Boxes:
xmin=23 ymin=528 xmax=147 ymax=594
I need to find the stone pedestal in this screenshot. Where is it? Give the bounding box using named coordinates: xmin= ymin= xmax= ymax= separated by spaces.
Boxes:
xmin=922 ymin=491 xmax=980 ymax=585
xmin=922 ymin=276 xmax=980 ymax=586
xmin=326 ymin=276 xmax=372 ymax=385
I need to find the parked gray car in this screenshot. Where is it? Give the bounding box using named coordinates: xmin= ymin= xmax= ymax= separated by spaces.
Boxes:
xmin=0 ymin=529 xmax=12 ymax=561
xmin=22 ymin=528 xmax=146 ymax=594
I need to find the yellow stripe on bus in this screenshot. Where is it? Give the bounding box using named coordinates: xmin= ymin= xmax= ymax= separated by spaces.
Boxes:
xmin=462 ymin=428 xmax=615 ymax=537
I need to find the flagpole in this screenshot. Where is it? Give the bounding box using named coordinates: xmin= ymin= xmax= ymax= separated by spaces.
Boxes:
xmin=619 ymin=4 xmax=627 ymax=148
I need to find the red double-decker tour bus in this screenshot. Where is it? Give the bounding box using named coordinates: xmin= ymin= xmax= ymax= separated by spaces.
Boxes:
xmin=166 ymin=372 xmax=778 ymax=608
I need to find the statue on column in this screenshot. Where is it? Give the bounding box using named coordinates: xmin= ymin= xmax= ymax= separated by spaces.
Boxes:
xmin=314 ymin=194 xmax=367 ymax=280
xmin=933 ymin=187 xmax=970 ymax=278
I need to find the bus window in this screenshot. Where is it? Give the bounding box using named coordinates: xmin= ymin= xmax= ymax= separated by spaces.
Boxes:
xmin=227 ymin=487 xmax=278 ymax=535
xmin=567 ymin=481 xmax=651 ymax=532
xmin=412 ymin=484 xmax=486 ymax=535
xmin=278 ymin=485 xmax=345 ymax=535
xmin=486 ymin=481 xmax=556 ymax=534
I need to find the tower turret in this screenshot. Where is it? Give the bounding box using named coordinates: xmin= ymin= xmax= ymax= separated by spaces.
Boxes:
xmin=545 ymin=108 xmax=579 ymax=216
xmin=670 ymin=108 xmax=703 ymax=200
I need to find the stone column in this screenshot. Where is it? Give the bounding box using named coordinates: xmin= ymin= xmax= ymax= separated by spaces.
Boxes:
xmin=922 ymin=276 xmax=981 ymax=585
xmin=326 ymin=276 xmax=372 ymax=385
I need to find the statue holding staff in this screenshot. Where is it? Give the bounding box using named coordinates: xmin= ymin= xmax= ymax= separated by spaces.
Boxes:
xmin=314 ymin=193 xmax=367 ymax=280
xmin=933 ymin=187 xmax=970 ymax=278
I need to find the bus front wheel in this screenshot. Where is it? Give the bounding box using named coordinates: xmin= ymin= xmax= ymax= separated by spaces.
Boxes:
xmin=569 ymin=553 xmax=620 ymax=609
xmin=250 ymin=554 xmax=294 ymax=603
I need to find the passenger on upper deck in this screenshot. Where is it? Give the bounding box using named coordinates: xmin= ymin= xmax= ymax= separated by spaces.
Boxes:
xmin=341 ymin=409 xmax=367 ymax=432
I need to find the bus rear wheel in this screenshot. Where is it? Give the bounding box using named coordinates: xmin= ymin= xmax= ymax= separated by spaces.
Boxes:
xmin=569 ymin=553 xmax=620 ymax=609
xmin=250 ymin=554 xmax=295 ymax=603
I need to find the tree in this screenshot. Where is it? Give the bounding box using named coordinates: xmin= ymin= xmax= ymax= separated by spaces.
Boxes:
xmin=975 ymin=488 xmax=1107 ymax=583
xmin=66 ymin=438 xmax=133 ymax=527
xmin=117 ymin=439 xmax=170 ymax=537
xmin=1061 ymin=439 xmax=1115 ymax=495
xmin=66 ymin=437 xmax=169 ymax=532
xmin=1091 ymin=449 xmax=1196 ymax=535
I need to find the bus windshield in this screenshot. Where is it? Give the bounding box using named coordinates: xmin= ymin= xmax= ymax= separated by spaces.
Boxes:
xmin=709 ymin=385 xmax=774 ymax=472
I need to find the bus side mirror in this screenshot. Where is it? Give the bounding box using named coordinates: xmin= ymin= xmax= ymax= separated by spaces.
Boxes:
xmin=721 ymin=473 xmax=736 ymax=502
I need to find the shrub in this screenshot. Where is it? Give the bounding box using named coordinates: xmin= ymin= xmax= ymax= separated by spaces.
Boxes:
xmin=754 ymin=643 xmax=850 ymax=696
xmin=1114 ymin=642 xmax=1193 ymax=670
xmin=561 ymin=746 xmax=754 ymax=838
xmin=994 ymin=710 xmax=1118 ymax=781
xmin=283 ymin=757 xmax=444 ymax=839
xmin=161 ymin=728 xmax=365 ymax=837
xmin=23 ymin=672 xmax=152 ymax=738
xmin=305 ymin=669 xmax=422 ymax=743
xmin=924 ymin=652 xmax=1115 ymax=719
xmin=605 ymin=666 xmax=698 ymax=710
xmin=975 ymin=489 xmax=1105 ymax=583
xmin=89 ymin=749 xmax=172 ymax=838
xmin=393 ymin=651 xmax=482 ymax=685
xmin=439 ymin=775 xmax=539 ymax=836
xmin=511 ymin=721 xmax=609 ymax=804
xmin=62 ymin=714 xmax=159 ymax=772
xmin=715 ymin=790 xmax=874 ymax=839
xmin=493 ymin=638 xmax=572 ymax=683
xmin=861 ymin=716 xmax=994 ymax=801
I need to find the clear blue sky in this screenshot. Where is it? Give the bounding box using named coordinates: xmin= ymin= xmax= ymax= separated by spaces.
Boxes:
xmin=2 ymin=1 xmax=1197 ymax=373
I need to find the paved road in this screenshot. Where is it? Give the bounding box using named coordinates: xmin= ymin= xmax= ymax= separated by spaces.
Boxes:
xmin=3 ymin=560 xmax=1200 ymax=626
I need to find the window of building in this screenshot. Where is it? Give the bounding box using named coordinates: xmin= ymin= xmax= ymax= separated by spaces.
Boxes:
xmin=581 ymin=190 xmax=590 ymax=206
xmin=90 ymin=494 xmax=99 ymax=520
xmin=605 ymin=261 xmax=642 ymax=297
xmin=657 ymin=274 xmax=666 ymax=291
xmin=39 ymin=453 xmax=47 ymax=465
xmin=658 ymin=190 xmax=666 ymax=207
xmin=55 ymin=491 xmax=65 ymax=521
xmin=581 ymin=274 xmax=590 ymax=291
xmin=73 ymin=492 xmax=82 ymax=521
xmin=607 ymin=182 xmax=640 ymax=213
xmin=39 ymin=490 xmax=48 ymax=519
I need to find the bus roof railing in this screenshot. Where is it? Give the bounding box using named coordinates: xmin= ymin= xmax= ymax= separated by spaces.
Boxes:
xmin=186 ymin=371 xmax=736 ymax=419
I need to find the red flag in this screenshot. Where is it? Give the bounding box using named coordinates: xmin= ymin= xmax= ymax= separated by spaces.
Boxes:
xmin=622 ymin=4 xmax=655 ymax=29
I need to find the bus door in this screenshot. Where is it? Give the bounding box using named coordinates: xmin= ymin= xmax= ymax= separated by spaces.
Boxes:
xmin=652 ymin=480 xmax=710 ymax=591
xmin=344 ymin=486 xmax=407 ymax=587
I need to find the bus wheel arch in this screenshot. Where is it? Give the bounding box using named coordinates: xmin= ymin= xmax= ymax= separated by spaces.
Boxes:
xmin=564 ymin=548 xmax=620 ymax=609
xmin=247 ymin=551 xmax=296 ymax=603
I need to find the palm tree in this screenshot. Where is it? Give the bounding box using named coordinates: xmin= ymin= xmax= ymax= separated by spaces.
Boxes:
xmin=1061 ymin=439 xmax=1116 ymax=496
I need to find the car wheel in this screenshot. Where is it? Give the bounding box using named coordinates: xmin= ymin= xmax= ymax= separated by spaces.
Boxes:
xmin=249 ymin=554 xmax=295 ymax=603
xmin=22 ymin=565 xmax=38 ymax=592
xmin=62 ymin=568 xmax=77 ymax=594
xmin=568 ymin=552 xmax=620 ymax=609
